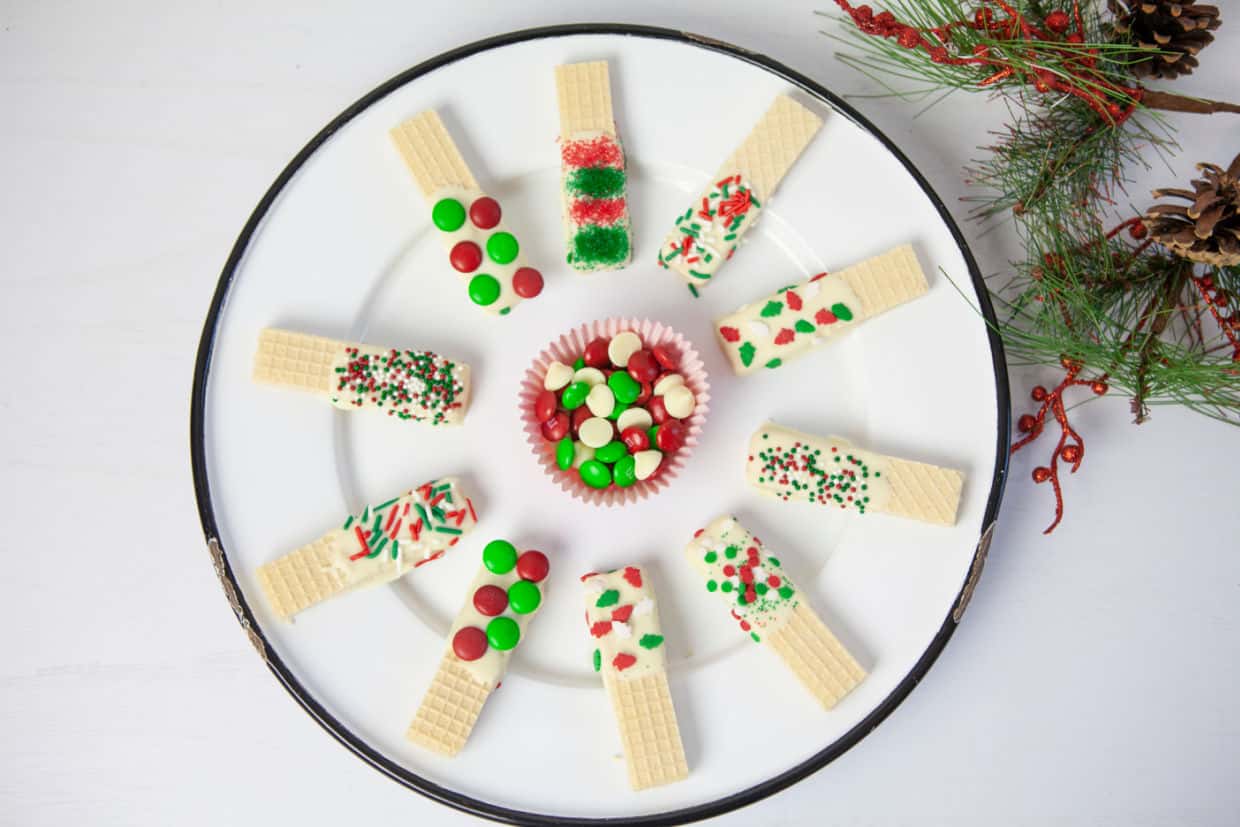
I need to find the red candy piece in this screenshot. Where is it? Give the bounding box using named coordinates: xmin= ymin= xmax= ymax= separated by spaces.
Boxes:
xmin=571 ymin=405 xmax=592 ymax=436
xmin=626 ymin=350 xmax=660 ymax=383
xmin=647 ymin=396 xmax=670 ymax=425
xmin=621 ymin=426 xmax=650 ymax=453
xmin=774 ymin=328 xmax=795 ymax=345
xmin=584 ymin=337 xmax=611 ymax=368
xmin=469 ymin=196 xmax=501 ymax=229
xmin=516 ymin=550 xmax=549 ymax=583
xmin=767 ymin=575 xmax=781 ymax=587
xmin=590 ymin=620 xmax=613 ymax=638
xmin=512 ymin=267 xmax=543 ymax=298
xmin=718 ymin=326 xmax=740 ymax=343
xmin=611 ymin=604 xmax=634 ymax=622
xmin=739 ymin=567 xmax=754 ymax=584
xmin=613 ymin=653 xmax=637 ymax=671
xmin=652 ymin=344 xmax=678 ymax=370
xmin=473 ymin=585 xmax=508 ymax=616
xmin=815 ymin=307 xmax=838 ymax=325
xmin=449 ymin=241 xmax=482 ymax=273
xmin=623 ymin=566 xmax=643 ymax=587
xmin=534 ymin=390 xmax=558 ymax=422
xmin=656 ymin=419 xmax=686 ymax=452
xmin=541 ymin=411 xmax=569 ymax=442
xmin=452 ymin=626 xmax=488 ymax=661
xmin=722 ymin=564 xmax=736 ymax=577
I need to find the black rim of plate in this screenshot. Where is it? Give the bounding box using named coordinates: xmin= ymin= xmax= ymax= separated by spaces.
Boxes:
xmin=190 ymin=22 xmax=1011 ymax=827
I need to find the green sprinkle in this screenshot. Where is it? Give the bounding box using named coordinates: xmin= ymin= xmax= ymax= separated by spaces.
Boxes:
xmin=738 ymin=342 xmax=756 ymax=367
xmin=688 ymin=284 xmax=699 ymax=298
xmin=778 ymin=586 xmax=794 ymax=600
xmin=831 ymin=302 xmax=854 ymax=322
xmin=596 ymin=589 xmax=620 ymax=608
xmin=767 ymin=557 xmax=781 ymax=567
xmin=724 ymin=545 xmax=738 ymax=559
xmin=374 ymin=497 xmax=399 ymax=512
xmin=639 ymin=634 xmax=664 ymax=650
xmin=433 ymin=526 xmax=462 ymax=534
xmin=765 ymin=358 xmax=782 ymax=369
xmin=570 ymin=225 xmax=630 ymax=267
xmin=760 ymin=300 xmax=783 ymax=317
xmin=706 ymin=579 xmax=718 ymax=592
xmin=704 ymin=551 xmax=717 ymax=563
xmin=567 ymin=166 xmax=625 ymax=198
xmin=721 ymin=581 xmax=733 ymax=593
xmin=342 ymin=515 xmax=354 ymax=529
xmin=688 ymin=269 xmax=711 ymax=280
xmin=795 ymin=319 xmax=816 ymax=333
xmin=751 ymin=632 xmax=761 ymax=643
xmin=593 ymin=649 xmax=601 ymax=671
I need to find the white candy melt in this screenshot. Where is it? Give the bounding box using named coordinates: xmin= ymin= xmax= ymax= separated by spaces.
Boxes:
xmin=616 ymin=407 xmax=653 ymax=432
xmin=573 ymin=367 xmax=606 ymax=387
xmin=579 ymin=417 xmax=613 ymax=448
xmin=572 ymin=441 xmax=594 ymax=468
xmin=663 ymin=385 xmax=695 ymax=419
xmin=586 ymin=384 xmax=615 ymax=417
xmin=607 ymin=331 xmax=643 ymax=367
xmin=634 ymin=450 xmax=662 ymax=481
xmin=653 ymin=373 xmax=684 ymax=396
xmin=544 ymin=361 xmax=573 ymax=391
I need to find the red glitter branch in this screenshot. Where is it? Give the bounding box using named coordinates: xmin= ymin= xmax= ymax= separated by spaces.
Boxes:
xmin=1190 ymin=274 xmax=1240 ymax=363
xmin=1011 ymin=355 xmax=1109 ymax=533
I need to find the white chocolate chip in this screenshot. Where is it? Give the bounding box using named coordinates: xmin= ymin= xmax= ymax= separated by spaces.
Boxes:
xmin=612 ymin=620 xmax=632 ymax=640
xmin=572 ymin=440 xmax=594 ymax=468
xmin=573 ymin=367 xmax=606 ymax=387
xmin=633 ymin=450 xmax=662 ymax=481
xmin=579 ymin=417 xmax=613 ymax=448
xmin=663 ymin=385 xmax=695 ymax=419
xmin=747 ymin=321 xmax=769 ymax=339
xmin=607 ymin=331 xmax=643 ymax=367
xmin=544 ymin=361 xmax=573 ymax=391
xmin=653 ymin=373 xmax=684 ymax=396
xmin=586 ymin=384 xmax=615 ymax=417
xmin=616 ymin=407 xmax=653 ymax=433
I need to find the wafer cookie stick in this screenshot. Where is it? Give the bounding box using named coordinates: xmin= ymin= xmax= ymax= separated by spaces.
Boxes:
xmin=390 ymin=110 xmax=545 ymax=314
xmin=256 ymin=477 xmax=478 ymax=621
xmin=252 ymin=328 xmax=470 ymax=425
xmin=582 ymin=566 xmax=688 ymax=790
xmin=715 ymin=244 xmax=929 ymax=375
xmin=657 ymin=95 xmax=822 ymax=294
xmin=747 ymin=422 xmax=965 ymax=526
xmin=685 ymin=515 xmax=865 ymax=709
xmin=555 ymin=61 xmax=633 ymax=272
xmin=408 ymin=540 xmax=550 ymax=756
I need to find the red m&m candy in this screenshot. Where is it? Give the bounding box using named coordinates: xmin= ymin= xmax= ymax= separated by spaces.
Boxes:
xmin=656 ymin=419 xmax=686 ymax=452
xmin=652 ymin=344 xmax=679 ymax=370
xmin=473 ymin=585 xmax=508 ymax=616
xmin=469 ymin=196 xmax=501 ymax=229
xmin=626 ymin=350 xmax=660 ymax=383
xmin=542 ymin=411 xmax=570 ymax=441
xmin=633 ymin=381 xmax=653 ymax=406
xmin=584 ymin=337 xmax=611 ymax=368
xmin=571 ymin=405 xmax=592 ymax=436
xmin=621 ymin=426 xmax=650 ymax=453
xmin=534 ymin=390 xmax=558 ymax=422
xmin=513 ymin=267 xmax=543 ymax=298
xmin=647 ymin=396 xmax=671 ymax=425
xmin=450 ymin=241 xmax=482 ymax=273
xmin=516 ymin=550 xmax=550 ymax=583
xmin=452 ymin=626 xmax=488 ymax=661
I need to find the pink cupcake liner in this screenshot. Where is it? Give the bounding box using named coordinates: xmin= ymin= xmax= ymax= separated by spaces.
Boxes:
xmin=520 ymin=317 xmax=711 ymax=507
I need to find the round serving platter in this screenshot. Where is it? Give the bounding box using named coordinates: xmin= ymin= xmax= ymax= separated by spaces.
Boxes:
xmin=191 ymin=23 xmax=1009 ymax=826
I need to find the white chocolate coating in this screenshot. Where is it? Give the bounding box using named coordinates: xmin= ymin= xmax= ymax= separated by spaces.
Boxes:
xmin=583 ymin=567 xmax=666 ymax=679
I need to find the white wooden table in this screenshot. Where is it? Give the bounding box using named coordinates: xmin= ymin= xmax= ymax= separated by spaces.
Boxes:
xmin=2 ymin=2 xmax=1237 ymax=824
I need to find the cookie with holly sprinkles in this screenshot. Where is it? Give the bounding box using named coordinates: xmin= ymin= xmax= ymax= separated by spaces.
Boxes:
xmin=555 ymin=61 xmax=633 ymax=272
xmin=715 ymin=244 xmax=929 ymax=375
xmin=253 ymin=328 xmax=470 ymax=425
xmin=746 ymin=422 xmax=964 ymax=526
xmin=658 ymin=95 xmax=822 ymax=296
xmin=256 ymin=477 xmax=478 ymax=621
xmin=581 ymin=566 xmax=687 ymax=790
xmin=684 ymin=515 xmax=866 ymax=709
xmin=408 ymin=540 xmax=550 ymax=756
xmin=390 ymin=110 xmax=545 ymax=315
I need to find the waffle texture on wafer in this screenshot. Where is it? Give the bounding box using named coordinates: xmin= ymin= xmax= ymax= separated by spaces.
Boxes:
xmin=583 ymin=566 xmax=688 ymax=790
xmin=746 ymin=422 xmax=964 ymax=526
xmin=256 ymin=477 xmax=478 ymax=621
xmin=685 ymin=515 xmax=866 ymax=708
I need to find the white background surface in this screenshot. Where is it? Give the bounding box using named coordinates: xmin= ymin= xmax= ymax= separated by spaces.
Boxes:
xmin=1 ymin=2 xmax=1236 ymax=825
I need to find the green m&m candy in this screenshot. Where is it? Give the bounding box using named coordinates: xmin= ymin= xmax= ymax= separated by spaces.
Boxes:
xmin=486 ymin=616 xmax=520 ymax=650
xmin=486 ymin=231 xmax=519 ymax=264
xmin=561 ymin=381 xmax=590 ymax=410
xmin=607 ymin=400 xmax=629 ymax=421
xmin=573 ymin=356 xmax=586 ymax=370
xmin=613 ymin=454 xmax=637 ymax=487
xmin=579 ymin=459 xmax=612 ymax=489
xmin=483 ymin=539 xmax=517 ymax=574
xmin=507 ymin=580 xmax=541 ymax=614
xmin=594 ymin=440 xmax=627 ymax=464
xmin=555 ymin=436 xmax=574 ymax=470
xmin=432 ymin=198 xmax=466 ymax=232
xmin=607 ymin=371 xmax=641 ymax=404
xmin=468 ymin=273 xmax=501 ymax=306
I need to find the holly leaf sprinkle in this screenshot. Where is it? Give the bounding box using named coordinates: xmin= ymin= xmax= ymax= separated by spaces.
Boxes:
xmin=596 ymin=589 xmax=620 ymax=608
xmin=785 ymin=290 xmax=803 ymax=311
xmin=795 ymin=319 xmax=815 ymax=333
xmin=831 ymin=302 xmax=854 ymax=322
xmin=639 ymin=634 xmax=664 ymax=650
xmin=622 ymin=567 xmax=642 ymax=587
xmin=760 ymin=300 xmax=783 ymax=317
xmin=592 ymin=649 xmax=601 ymax=671
xmin=718 ymin=325 xmax=740 ymax=342
xmin=613 ymin=653 xmax=637 ymax=671
xmin=738 ymin=342 xmax=755 ymax=367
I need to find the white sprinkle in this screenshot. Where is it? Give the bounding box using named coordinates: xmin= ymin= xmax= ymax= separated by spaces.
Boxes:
xmin=612 ymin=621 xmax=632 ymax=639
xmin=633 ymin=598 xmax=654 ymax=617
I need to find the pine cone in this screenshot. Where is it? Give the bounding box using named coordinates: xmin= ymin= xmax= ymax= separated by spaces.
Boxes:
xmin=1109 ymin=1 xmax=1221 ymax=79
xmin=1144 ymin=153 xmax=1240 ymax=266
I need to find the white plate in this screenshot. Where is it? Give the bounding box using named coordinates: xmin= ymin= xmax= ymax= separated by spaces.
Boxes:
xmin=192 ymin=24 xmax=1009 ymax=825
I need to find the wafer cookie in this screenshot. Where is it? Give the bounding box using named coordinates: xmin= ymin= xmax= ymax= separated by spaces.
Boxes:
xmin=253 ymin=328 xmax=470 ymax=425
xmin=747 ymin=422 xmax=964 ymax=526
xmin=714 ymin=244 xmax=929 ymax=375
xmin=582 ymin=566 xmax=688 ymax=790
xmin=658 ymin=95 xmax=822 ymax=294
xmin=407 ymin=539 xmax=550 ymax=756
xmin=685 ymin=515 xmax=865 ymax=708
xmin=256 ymin=477 xmax=478 ymax=621
xmin=390 ymin=111 xmax=544 ymax=314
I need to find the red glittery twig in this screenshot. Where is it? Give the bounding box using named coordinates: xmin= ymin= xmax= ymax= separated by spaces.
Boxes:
xmin=1191 ymin=274 xmax=1240 ymax=362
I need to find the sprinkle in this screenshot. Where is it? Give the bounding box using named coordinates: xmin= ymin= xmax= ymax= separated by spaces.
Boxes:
xmin=596 ymin=589 xmax=620 ymax=608
xmin=639 ymin=634 xmax=664 ymax=650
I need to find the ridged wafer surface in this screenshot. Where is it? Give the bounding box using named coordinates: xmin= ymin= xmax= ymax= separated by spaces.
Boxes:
xmin=605 ymin=672 xmax=689 ymax=790
xmin=766 ymin=603 xmax=866 ymax=709
xmin=556 ymin=61 xmax=615 ymax=136
xmin=252 ymin=328 xmax=336 ymax=393
xmin=884 ymin=457 xmax=965 ymax=526
xmin=839 ymin=244 xmax=929 ymax=318
xmin=390 ymin=110 xmax=477 ymax=199
xmin=721 ymin=95 xmax=822 ymax=197
xmin=406 ymin=654 xmax=491 ymax=756
xmin=256 ymin=533 xmax=347 ymax=621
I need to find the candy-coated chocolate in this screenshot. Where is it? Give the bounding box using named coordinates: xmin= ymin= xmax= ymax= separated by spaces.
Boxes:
xmin=561 ymin=381 xmax=590 ymax=410
xmin=534 ymin=390 xmax=558 ymax=422
xmin=653 ymin=373 xmax=685 ymax=396
xmin=652 ymin=344 xmax=679 ymax=370
xmin=573 ymin=356 xmax=586 ymax=370
xmin=486 ymin=231 xmax=519 ymax=265
xmin=432 ymin=198 xmax=466 ymax=232
xmin=516 ymin=550 xmax=550 ymax=583
xmin=633 ymin=450 xmax=663 ymax=481
xmin=579 ymin=416 xmax=613 ymax=448
xmin=572 ymin=440 xmax=594 ymax=468
xmin=486 ymin=616 xmax=521 ymax=650
xmin=663 ymin=385 xmax=696 ymax=419
xmin=507 ymin=580 xmax=542 ymax=614
xmin=544 ymin=361 xmax=573 ymax=391
xmin=606 ymin=400 xmax=629 ymax=421
xmin=613 ymin=455 xmax=637 ymax=487
xmin=579 ymin=459 xmax=613 ymax=489
xmin=570 ymin=405 xmax=592 ymax=435
xmin=573 ymin=367 xmax=606 ymax=387
xmin=617 ymin=407 xmax=653 ymax=433
xmin=621 ymin=426 xmax=650 ymax=453
xmin=483 ymin=539 xmax=518 ymax=574
xmin=633 ymin=380 xmax=653 ymax=406
xmin=468 ymin=273 xmax=501 ymax=306
xmin=469 ymin=196 xmax=501 ymax=229
xmin=626 ymin=350 xmax=660 ymax=383
xmin=512 ymin=266 xmax=543 ymax=298
xmin=541 ymin=411 xmax=569 ymax=442
xmin=473 ymin=584 xmax=509 ymax=617
xmin=656 ymin=419 xmax=686 ymax=452
xmin=648 ymin=395 xmax=671 ymax=424
xmin=647 ymin=425 xmax=658 ymax=444
xmin=607 ymin=371 xmax=641 ymax=404
xmin=595 ymin=440 xmax=627 ymax=464
xmin=452 ymin=626 xmax=488 ymax=661
xmin=586 ymin=384 xmax=615 ymax=417
xmin=555 ymin=436 xmax=574 ymax=470
xmin=584 ymin=337 xmax=611 ymax=368
xmin=450 ymin=240 xmax=482 ymax=273
xmin=607 ymin=331 xmax=643 ymax=367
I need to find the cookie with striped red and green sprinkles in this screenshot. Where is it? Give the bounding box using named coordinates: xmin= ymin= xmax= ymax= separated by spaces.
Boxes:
xmin=561 ymin=134 xmax=632 ymax=272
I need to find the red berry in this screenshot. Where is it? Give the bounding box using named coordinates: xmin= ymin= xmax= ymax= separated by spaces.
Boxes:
xmin=633 ymin=381 xmax=653 ymax=406
xmin=621 ymin=426 xmax=650 ymax=453
xmin=1066 ymin=32 xmax=1083 ymax=43
xmin=1018 ymin=414 xmax=1037 ymax=433
xmin=651 ymin=344 xmax=678 ymax=370
xmin=534 ymin=390 xmax=558 ymax=422
xmin=1091 ymin=381 xmax=1109 ymax=396
xmin=1032 ymin=466 xmax=1051 ymax=483
xmin=1129 ymin=221 xmax=1148 ymax=239
xmin=452 ymin=626 xmax=488 ymax=661
xmin=473 ymin=585 xmax=508 ymax=616
xmin=656 ymin=419 xmax=686 ymax=452
xmin=1045 ymin=10 xmax=1070 ymax=34
xmin=1031 ymin=386 xmax=1048 ymax=401
xmin=469 ymin=197 xmax=501 ymax=229
xmin=626 ymin=350 xmax=660 ymax=383
xmin=541 ymin=411 xmax=569 ymax=442
xmin=512 ymin=267 xmax=543 ymax=298
xmin=584 ymin=338 xmax=611 ymax=368
xmin=516 ymin=550 xmax=549 ymax=583
xmin=571 ymin=405 xmax=592 ymax=436
xmin=449 ymin=241 xmax=482 ymax=273
xmin=648 ymin=396 xmax=671 ymax=425
xmin=1061 ymin=445 xmax=1082 ymax=464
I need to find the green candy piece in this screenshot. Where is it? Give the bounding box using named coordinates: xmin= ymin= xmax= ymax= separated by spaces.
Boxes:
xmin=596 ymin=589 xmax=620 ymax=607
xmin=607 ymin=400 xmax=629 ymax=420
xmin=795 ymin=319 xmax=816 ymax=333
xmin=738 ymin=341 xmax=756 ymax=367
xmin=573 ymin=356 xmax=586 ymax=370
xmin=507 ymin=580 xmax=541 ymax=614
xmin=595 ymin=440 xmax=627 ymax=464
xmin=721 ymin=581 xmax=733 ymax=593
xmin=486 ymin=616 xmax=520 ymax=650
xmin=579 ymin=459 xmax=612 ymax=489
xmin=560 ymin=381 xmax=590 ymax=410
xmin=706 ymin=579 xmax=718 ymax=592
xmin=468 ymin=273 xmax=501 ymax=306
xmin=555 ymin=436 xmax=574 ymax=470
xmin=760 ymin=300 xmax=783 ymax=317
xmin=482 ymin=539 xmax=517 ymax=574
xmin=486 ymin=231 xmax=519 ymax=264
xmin=639 ymin=634 xmax=663 ymax=650
xmin=613 ymin=454 xmax=637 ymax=487
xmin=431 ymin=198 xmax=466 ymax=232
xmin=607 ymin=371 xmax=641 ymax=404
xmin=703 ymin=551 xmax=717 ymax=563
xmin=593 ymin=649 xmax=601 ymax=672
xmin=647 ymin=425 xmax=658 ymax=443
xmin=724 ymin=545 xmax=738 ymax=559
xmin=832 ymin=302 xmax=854 ymax=322
xmin=778 ymin=586 xmax=795 ymax=600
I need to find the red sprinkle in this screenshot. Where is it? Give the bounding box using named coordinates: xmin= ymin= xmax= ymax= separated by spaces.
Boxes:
xmin=570 ymin=198 xmax=626 ymax=226
xmin=590 ymin=621 xmax=613 ymax=638
xmin=785 ymin=290 xmax=803 ymax=311
xmin=623 ymin=567 xmax=642 ymax=587
xmin=718 ymin=326 xmax=740 ymax=343
xmin=561 ymin=135 xmax=623 ymax=168
xmin=611 ymin=604 xmax=634 ymax=622
xmin=613 ymin=653 xmax=637 ymax=671
xmin=815 ymin=308 xmax=838 ymax=325
xmin=774 ymin=328 xmax=795 ymax=345
xmin=452 ymin=627 xmax=488 ymax=661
